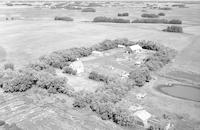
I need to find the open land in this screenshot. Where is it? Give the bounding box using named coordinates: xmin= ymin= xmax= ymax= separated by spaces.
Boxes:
xmin=0 ymin=1 xmax=200 ymax=130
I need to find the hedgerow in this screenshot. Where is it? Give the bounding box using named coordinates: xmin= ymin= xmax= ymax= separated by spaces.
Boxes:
xmin=54 ymin=16 xmax=73 ymax=21
xmin=168 ymin=19 xmax=182 ymax=24
xmin=132 ymin=18 xmax=182 ymax=24
xmin=0 ymin=68 xmax=74 ymax=95
xmin=26 ymin=61 xmax=56 ymax=75
xmin=159 ymin=7 xmax=172 ymax=10
xmin=39 ymin=47 xmax=92 ymax=69
xmin=143 ymin=47 xmax=177 ymax=71
xmin=141 ymin=13 xmax=159 ymax=18
xmin=132 ymin=18 xmax=168 ymax=24
xmin=163 ymin=26 xmax=183 ymax=33
xmin=39 ymin=39 xmax=176 ymax=74
xmin=93 ymin=16 xmax=130 ymax=23
xmin=90 ymin=39 xmax=118 ymax=51
xmin=93 ymin=16 xmax=113 ymax=22
xmin=73 ymin=81 xmax=135 ymax=126
xmin=118 ymin=13 xmax=129 ymax=17
xmin=81 ymin=8 xmax=96 ymax=12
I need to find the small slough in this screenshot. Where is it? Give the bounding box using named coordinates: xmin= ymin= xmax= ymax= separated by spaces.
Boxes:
xmin=156 ymin=84 xmax=200 ymax=102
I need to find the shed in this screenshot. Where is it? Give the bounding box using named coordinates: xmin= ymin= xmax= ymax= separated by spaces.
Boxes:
xmin=69 ymin=60 xmax=84 ymax=74
xmin=133 ymin=110 xmax=152 ymax=128
xmin=129 ymin=44 xmax=142 ymax=53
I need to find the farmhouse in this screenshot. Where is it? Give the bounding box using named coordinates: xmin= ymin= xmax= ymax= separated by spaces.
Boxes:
xmin=69 ymin=60 xmax=84 ymax=74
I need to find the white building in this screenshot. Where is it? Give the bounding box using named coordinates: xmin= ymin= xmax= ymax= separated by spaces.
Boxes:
xmin=133 ymin=110 xmax=152 ymax=128
xmin=129 ymin=44 xmax=143 ymax=53
xmin=69 ymin=60 xmax=84 ymax=74
xmin=118 ymin=45 xmax=126 ymax=48
xmin=92 ymin=51 xmax=103 ymax=57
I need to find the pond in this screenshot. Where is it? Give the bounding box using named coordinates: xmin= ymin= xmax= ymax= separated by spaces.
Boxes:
xmin=156 ymin=84 xmax=200 ymax=102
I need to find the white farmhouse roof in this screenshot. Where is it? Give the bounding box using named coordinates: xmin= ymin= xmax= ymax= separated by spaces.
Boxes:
xmin=129 ymin=44 xmax=142 ymax=51
xmin=133 ymin=110 xmax=152 ymax=122
xmin=69 ymin=60 xmax=84 ymax=74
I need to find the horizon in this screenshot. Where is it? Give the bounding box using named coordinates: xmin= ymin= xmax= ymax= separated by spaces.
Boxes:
xmin=1 ymin=0 xmax=200 ymax=2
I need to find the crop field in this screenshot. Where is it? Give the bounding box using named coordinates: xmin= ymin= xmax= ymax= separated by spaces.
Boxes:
xmin=0 ymin=1 xmax=200 ymax=130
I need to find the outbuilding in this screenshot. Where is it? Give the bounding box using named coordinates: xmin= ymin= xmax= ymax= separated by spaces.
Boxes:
xmin=129 ymin=44 xmax=142 ymax=53
xmin=118 ymin=45 xmax=126 ymax=48
xmin=133 ymin=110 xmax=152 ymax=128
xmin=69 ymin=60 xmax=84 ymax=74
xmin=92 ymin=51 xmax=103 ymax=57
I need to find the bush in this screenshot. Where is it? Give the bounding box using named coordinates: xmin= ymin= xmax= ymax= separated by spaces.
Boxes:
xmin=118 ymin=13 xmax=129 ymax=17
xmin=62 ymin=66 xmax=77 ymax=75
xmin=26 ymin=61 xmax=56 ymax=75
xmin=136 ymin=40 xmax=163 ymax=51
xmin=39 ymin=53 xmax=66 ymax=69
xmin=132 ymin=18 xmax=168 ymax=24
xmin=4 ymin=63 xmax=14 ymax=70
xmin=113 ymin=107 xmax=135 ymax=126
xmin=91 ymin=39 xmax=118 ymax=51
xmin=35 ymin=71 xmax=69 ymax=94
xmin=113 ymin=38 xmax=135 ymax=46
xmin=93 ymin=16 xmax=130 ymax=23
xmin=129 ymin=66 xmax=151 ymax=87
xmin=1 ymin=69 xmax=74 ymax=95
xmin=82 ymin=8 xmax=96 ymax=12
xmin=163 ymin=26 xmax=183 ymax=33
xmin=144 ymin=48 xmax=176 ymax=71
xmin=88 ymin=71 xmax=111 ymax=84
xmin=141 ymin=13 xmax=159 ymax=18
xmin=96 ymin=81 xmax=132 ymax=103
xmin=39 ymin=47 xmax=92 ymax=69
xmin=90 ymin=102 xmax=115 ymax=120
xmin=73 ymin=91 xmax=94 ymax=108
xmin=158 ymin=12 xmax=165 ymax=16
xmin=2 ymin=70 xmax=37 ymax=92
xmin=54 ymin=16 xmax=73 ymax=21
xmin=168 ymin=19 xmax=182 ymax=24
